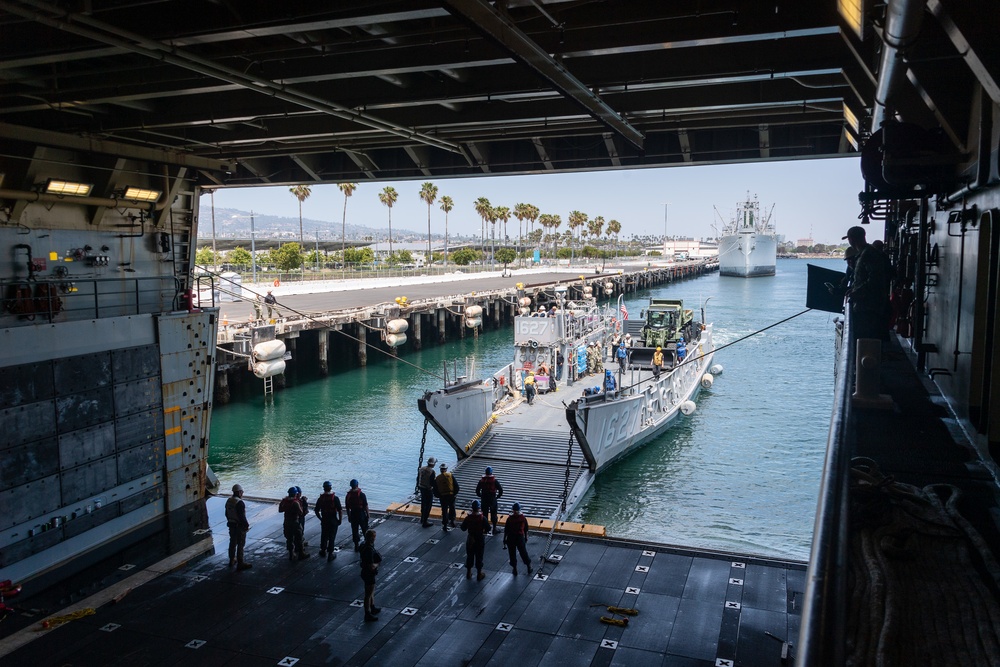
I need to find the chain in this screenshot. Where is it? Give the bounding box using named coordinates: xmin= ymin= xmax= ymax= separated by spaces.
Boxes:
xmin=539 ymin=429 xmax=576 ymax=574
xmin=415 ymin=418 xmax=428 ymax=494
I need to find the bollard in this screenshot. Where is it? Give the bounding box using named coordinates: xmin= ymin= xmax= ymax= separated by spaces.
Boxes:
xmin=852 ymin=338 xmax=893 ymax=409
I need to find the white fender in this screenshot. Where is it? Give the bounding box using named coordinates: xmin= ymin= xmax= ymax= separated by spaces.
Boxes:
xmin=253 ymin=359 xmax=285 ymax=378
xmin=465 ymin=316 xmax=482 ymax=328
xmin=700 ymin=373 xmax=714 ymax=389
xmin=583 ymin=286 xmax=593 ymax=295
xmin=466 ymin=305 xmax=483 ymax=317
xmin=386 ymin=318 xmax=409 ymax=334
xmin=252 ymin=339 xmax=286 ymax=361
xmin=710 ymin=364 xmax=724 ymax=375
xmin=519 ymin=297 xmax=532 ymax=307
xmin=680 ymin=400 xmax=697 ymax=416
xmin=604 ymin=282 xmax=614 ymax=292
xmin=519 ymin=307 xmax=531 ymax=316
xmin=386 ymin=332 xmax=407 ymax=347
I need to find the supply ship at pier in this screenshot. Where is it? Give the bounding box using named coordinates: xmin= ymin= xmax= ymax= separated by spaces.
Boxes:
xmin=716 ymin=192 xmax=777 ymax=277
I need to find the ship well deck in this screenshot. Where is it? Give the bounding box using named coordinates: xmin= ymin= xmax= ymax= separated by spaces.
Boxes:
xmin=0 ymin=496 xmax=806 ymax=666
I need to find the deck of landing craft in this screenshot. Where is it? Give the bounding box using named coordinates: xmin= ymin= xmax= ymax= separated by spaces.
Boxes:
xmin=449 ymin=377 xmax=594 ymax=520
xmin=2 ymin=496 xmax=805 ymax=666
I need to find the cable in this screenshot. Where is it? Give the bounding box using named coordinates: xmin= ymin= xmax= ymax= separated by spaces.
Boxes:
xmin=198 ymin=267 xmax=446 ymax=381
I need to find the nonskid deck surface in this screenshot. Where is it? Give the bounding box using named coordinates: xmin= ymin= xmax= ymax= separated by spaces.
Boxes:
xmin=3 ymin=496 xmax=805 ymax=666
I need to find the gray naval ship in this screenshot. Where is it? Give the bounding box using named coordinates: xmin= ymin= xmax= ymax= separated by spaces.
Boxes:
xmin=419 ymin=285 xmax=717 ymax=521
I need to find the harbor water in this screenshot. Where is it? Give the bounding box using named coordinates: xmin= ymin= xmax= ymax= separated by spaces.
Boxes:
xmin=209 ymin=259 xmax=841 ymax=561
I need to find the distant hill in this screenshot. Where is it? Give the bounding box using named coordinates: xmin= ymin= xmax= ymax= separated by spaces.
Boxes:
xmin=197 ymin=207 xmax=432 ymax=242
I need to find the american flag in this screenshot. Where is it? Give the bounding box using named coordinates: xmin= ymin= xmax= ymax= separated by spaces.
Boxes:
xmin=620 ymin=303 xmax=629 ymax=320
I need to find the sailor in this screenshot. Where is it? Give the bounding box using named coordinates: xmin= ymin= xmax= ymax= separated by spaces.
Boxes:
xmin=604 ymin=369 xmax=617 ymax=394
xmin=278 ymin=486 xmax=309 ymax=560
xmin=616 ymin=341 xmax=628 ymax=371
xmin=844 ymin=225 xmax=890 ymax=341
xmin=314 ymin=481 xmax=343 ymax=561
xmin=295 ymin=486 xmax=309 ymax=544
xmin=435 ymin=463 xmax=459 ymax=531
xmin=225 ymin=484 xmax=252 ymax=570
xmin=624 ymin=332 xmax=633 ymax=348
xmin=524 ymin=371 xmax=536 ymax=405
xmin=652 ymin=346 xmax=664 ymax=379
xmin=345 ymin=479 xmax=370 ymax=551
xmin=460 ymin=500 xmax=490 ymax=581
xmin=503 ymin=502 xmax=533 ymax=576
xmin=555 ymin=349 xmax=564 ymax=382
xmin=263 ymin=290 xmax=280 ymax=319
xmin=418 ymin=457 xmax=437 ymax=528
xmin=593 ymin=342 xmax=604 ymax=375
xmin=252 ymin=294 xmax=263 ymax=321
xmin=676 ymin=336 xmax=686 ymax=362
xmin=586 ymin=343 xmax=598 ymax=375
xmin=475 ymin=466 xmax=504 ymax=535
xmin=358 ymin=529 xmax=382 ymax=622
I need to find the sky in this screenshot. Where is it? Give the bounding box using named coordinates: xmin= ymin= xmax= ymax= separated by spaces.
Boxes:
xmin=207 ymin=156 xmax=863 ymax=246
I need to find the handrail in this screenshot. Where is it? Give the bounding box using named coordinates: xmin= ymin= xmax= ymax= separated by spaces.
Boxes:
xmin=0 ymin=275 xmax=177 ymax=326
xmin=798 ymin=313 xmax=855 ymax=665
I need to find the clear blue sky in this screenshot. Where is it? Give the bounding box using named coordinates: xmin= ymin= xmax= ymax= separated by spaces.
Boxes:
xmin=208 ymin=156 xmax=862 ymax=245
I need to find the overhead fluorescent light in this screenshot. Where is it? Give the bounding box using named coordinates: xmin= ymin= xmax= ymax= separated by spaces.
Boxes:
xmin=122 ymin=187 xmax=161 ymax=202
xmin=843 ymin=102 xmax=860 ymax=136
xmin=45 ymin=179 xmax=93 ymax=196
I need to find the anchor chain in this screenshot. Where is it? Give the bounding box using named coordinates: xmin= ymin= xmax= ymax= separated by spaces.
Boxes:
xmin=539 ymin=429 xmax=576 ymax=574
xmin=415 ymin=418 xmax=429 ymax=494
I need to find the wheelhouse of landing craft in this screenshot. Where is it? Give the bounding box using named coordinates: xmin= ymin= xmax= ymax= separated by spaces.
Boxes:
xmin=1 ymin=2 xmax=999 ymax=664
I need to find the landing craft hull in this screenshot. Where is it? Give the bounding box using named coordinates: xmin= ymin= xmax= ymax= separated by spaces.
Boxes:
xmin=718 ymin=233 xmax=777 ymax=277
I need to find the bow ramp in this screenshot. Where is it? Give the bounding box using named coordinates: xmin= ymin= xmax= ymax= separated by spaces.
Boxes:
xmin=451 ymin=426 xmax=591 ymax=521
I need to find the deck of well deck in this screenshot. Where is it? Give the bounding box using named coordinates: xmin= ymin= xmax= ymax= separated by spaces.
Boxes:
xmin=3 ymin=496 xmax=805 ymax=666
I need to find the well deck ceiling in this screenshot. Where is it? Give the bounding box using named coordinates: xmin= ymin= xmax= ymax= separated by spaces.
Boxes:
xmin=0 ymin=1 xmax=877 ymax=187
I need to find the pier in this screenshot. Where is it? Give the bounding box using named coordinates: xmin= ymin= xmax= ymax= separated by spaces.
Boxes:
xmin=211 ymin=262 xmax=717 ymax=401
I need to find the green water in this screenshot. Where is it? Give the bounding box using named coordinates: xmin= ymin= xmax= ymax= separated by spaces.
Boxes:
xmin=209 ymin=259 xmax=838 ymax=560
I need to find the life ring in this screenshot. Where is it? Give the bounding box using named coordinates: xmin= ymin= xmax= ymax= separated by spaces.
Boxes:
xmin=273 ymin=279 xmax=280 ymax=287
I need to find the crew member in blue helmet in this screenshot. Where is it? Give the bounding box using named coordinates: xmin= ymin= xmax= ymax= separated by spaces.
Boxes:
xmin=314 ymin=481 xmax=343 ymax=561
xmin=676 ymin=336 xmax=687 ymax=363
xmin=604 ymin=369 xmax=617 ymax=394
xmin=475 ymin=466 xmax=504 ymax=535
xmin=616 ymin=341 xmax=628 ymax=371
xmin=345 ymin=479 xmax=369 ymax=551
xmin=460 ymin=500 xmax=490 ymax=581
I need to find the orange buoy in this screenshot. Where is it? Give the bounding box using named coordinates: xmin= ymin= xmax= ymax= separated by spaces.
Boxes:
xmin=273 ymin=279 xmax=280 ymax=287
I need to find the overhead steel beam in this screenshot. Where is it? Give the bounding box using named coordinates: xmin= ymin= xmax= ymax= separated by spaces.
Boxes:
xmin=532 ymin=138 xmax=554 ymax=170
xmin=343 ymin=150 xmax=378 ymax=180
xmin=602 ymin=133 xmax=621 ymax=167
xmin=466 ymin=142 xmax=491 ymax=173
xmin=290 ymin=155 xmax=322 ymax=181
xmin=677 ymin=130 xmax=692 ymax=162
xmin=927 ymin=0 xmax=1000 ymax=104
xmin=404 ymin=146 xmax=433 ymax=177
xmin=0 ymin=0 xmax=464 ymax=155
xmin=442 ymin=0 xmax=644 ymax=150
xmin=759 ymin=125 xmax=771 ymax=159
xmin=0 ymin=122 xmax=233 ymax=171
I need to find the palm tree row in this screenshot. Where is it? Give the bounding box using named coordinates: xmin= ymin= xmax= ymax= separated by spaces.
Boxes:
xmin=288 ymin=180 xmax=625 ymax=266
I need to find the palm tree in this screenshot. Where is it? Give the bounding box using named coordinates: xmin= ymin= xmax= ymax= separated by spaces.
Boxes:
xmin=439 ymin=195 xmax=454 ymax=267
xmin=379 ymin=186 xmax=399 ymax=260
xmin=474 ymin=197 xmax=492 ymax=260
xmin=289 ymin=184 xmax=312 ymax=247
xmin=495 ymin=205 xmax=511 ymax=250
xmin=513 ymin=203 xmax=531 ymax=266
xmin=607 ymin=219 xmax=622 ymax=260
xmin=337 ymin=182 xmax=358 ymax=261
xmin=567 ymin=210 xmax=588 ymax=264
xmin=419 ymin=182 xmax=438 ymax=264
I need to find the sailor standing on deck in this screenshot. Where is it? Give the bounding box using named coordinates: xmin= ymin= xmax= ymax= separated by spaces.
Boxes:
xmin=461 ymin=500 xmax=490 ymax=581
xmin=435 ymin=463 xmax=459 ymax=531
xmin=616 ymin=341 xmax=628 ymax=371
xmin=475 ymin=467 xmax=504 ymax=535
xmin=345 ymin=479 xmax=369 ymax=551
xmin=503 ymin=502 xmax=533 ymax=576
xmin=314 ymin=481 xmax=343 ymax=561
xmin=359 ymin=529 xmax=382 ymax=622
xmin=418 ymin=457 xmax=437 ymax=528
xmin=652 ymin=346 xmax=664 ymax=379
xmin=225 ymin=484 xmax=252 ymax=570
xmin=263 ymin=290 xmax=281 ymax=319
xmin=279 ymin=487 xmax=310 ymax=560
